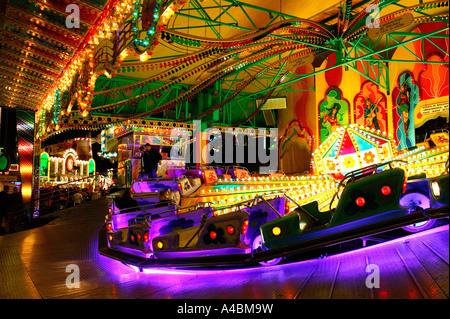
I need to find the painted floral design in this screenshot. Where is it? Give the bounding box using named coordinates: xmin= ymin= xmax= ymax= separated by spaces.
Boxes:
xmin=343 ymin=156 xmax=355 ymax=169
xmin=363 ymin=151 xmax=375 ymax=164
xmin=326 ymin=159 xmax=337 ymax=171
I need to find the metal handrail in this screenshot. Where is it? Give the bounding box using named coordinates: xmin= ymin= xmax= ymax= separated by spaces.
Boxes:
xmin=35 ymin=166 xmax=122 ymax=192
xmin=284 ymin=193 xmax=321 ymax=224
xmin=15 ymin=166 xmax=123 ymax=217
xmin=131 ymin=176 xmax=181 ymax=184
xmin=115 ymin=191 xmax=287 ymax=225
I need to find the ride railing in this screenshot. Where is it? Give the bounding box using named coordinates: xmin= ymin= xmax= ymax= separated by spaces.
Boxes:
xmin=33 ymin=167 xmax=124 ymax=214
xmin=131 ymin=165 xmax=254 ymax=188
xmin=3 ymin=167 xmax=122 ymax=233
xmin=111 ymin=191 xmax=289 ymax=221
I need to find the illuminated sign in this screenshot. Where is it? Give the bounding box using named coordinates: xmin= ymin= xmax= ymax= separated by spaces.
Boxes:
xmin=40 ymin=152 xmax=50 ymax=177
xmin=414 ymin=96 xmax=450 ymax=128
xmin=66 ymin=156 xmax=75 ymax=172
xmin=0 ymin=152 xmax=8 ymax=171
xmin=63 ymin=148 xmax=78 ymax=174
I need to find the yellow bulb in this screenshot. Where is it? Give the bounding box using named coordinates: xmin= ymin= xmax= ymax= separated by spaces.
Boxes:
xmin=272 ymin=226 xmax=281 ymax=236
xmin=156 ymin=241 xmax=164 ymax=249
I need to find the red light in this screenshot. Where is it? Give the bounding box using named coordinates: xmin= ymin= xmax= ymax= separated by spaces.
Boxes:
xmin=106 ymin=223 xmax=112 ymax=231
xmin=144 ymin=231 xmax=149 ymax=242
xmin=285 ymin=202 xmax=290 ymax=214
xmin=130 ymin=235 xmax=135 ymax=241
xmin=381 ymin=186 xmax=391 ymax=196
xmin=137 ymin=234 xmax=141 ymax=241
xmin=356 ymin=197 xmax=365 ymax=206
xmin=402 ymin=176 xmax=408 ymax=193
xmin=242 ymin=219 xmax=249 ymax=235
xmin=210 ymin=231 xmax=217 ymax=239
xmin=227 ymin=226 xmax=235 ymax=235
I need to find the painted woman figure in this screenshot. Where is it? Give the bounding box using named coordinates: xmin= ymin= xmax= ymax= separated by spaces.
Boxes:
xmin=322 ymin=103 xmax=341 ymax=133
xmin=364 ymin=96 xmax=383 ymax=130
xmin=396 ymin=82 xmax=411 ymax=137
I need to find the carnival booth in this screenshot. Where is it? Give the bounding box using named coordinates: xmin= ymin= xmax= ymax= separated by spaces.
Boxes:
xmin=39 ymin=140 xmax=95 ymax=187
xmin=113 ymin=125 xmax=190 ymax=187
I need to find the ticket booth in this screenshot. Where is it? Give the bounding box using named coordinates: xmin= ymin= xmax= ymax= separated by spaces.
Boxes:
xmin=115 ymin=127 xmax=190 ymax=187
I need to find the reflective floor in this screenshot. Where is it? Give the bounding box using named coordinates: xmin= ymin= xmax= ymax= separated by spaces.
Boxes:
xmin=0 ymin=198 xmax=448 ymax=299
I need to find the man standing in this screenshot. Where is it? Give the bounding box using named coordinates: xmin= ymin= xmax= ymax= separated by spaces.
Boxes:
xmin=139 ymin=146 xmax=147 ymax=179
xmin=72 ymin=187 xmax=83 ymax=206
xmin=144 ymin=143 xmax=162 ymax=178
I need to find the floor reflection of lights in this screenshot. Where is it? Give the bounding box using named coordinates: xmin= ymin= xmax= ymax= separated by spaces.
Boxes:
xmin=115 ymin=224 xmax=449 ymax=279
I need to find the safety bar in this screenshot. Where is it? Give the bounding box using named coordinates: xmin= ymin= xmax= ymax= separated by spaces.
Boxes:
xmin=112 ymin=201 xmax=197 ymax=216
xmin=130 ymin=191 xmax=161 ymax=199
xmin=284 ymin=193 xmax=321 ymax=224
xmin=112 ymin=192 xmax=288 ymax=227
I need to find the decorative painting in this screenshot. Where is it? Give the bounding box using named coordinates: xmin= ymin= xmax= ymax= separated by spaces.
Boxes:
xmin=279 ymin=120 xmax=313 ymax=174
xmin=392 ymin=71 xmax=420 ymax=151
xmin=418 ymin=53 xmax=449 ymax=100
xmin=319 ymin=87 xmax=350 ymax=144
xmin=353 ymin=81 xmax=387 ymax=132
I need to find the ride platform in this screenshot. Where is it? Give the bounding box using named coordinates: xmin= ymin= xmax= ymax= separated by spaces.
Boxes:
xmin=0 ymin=197 xmax=448 ymax=299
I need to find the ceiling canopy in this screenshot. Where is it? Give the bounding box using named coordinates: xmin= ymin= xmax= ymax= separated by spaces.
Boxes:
xmin=0 ymin=0 xmax=448 ymax=139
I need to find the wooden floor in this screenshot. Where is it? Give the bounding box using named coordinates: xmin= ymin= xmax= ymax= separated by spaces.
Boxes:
xmin=0 ymin=197 xmax=448 ymax=299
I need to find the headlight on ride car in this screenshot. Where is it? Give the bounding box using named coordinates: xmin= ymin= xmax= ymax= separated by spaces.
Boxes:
xmin=156 ymin=241 xmax=164 ymax=249
xmin=431 ymin=180 xmax=441 ymax=198
xmin=272 ymin=226 xmax=281 ymax=236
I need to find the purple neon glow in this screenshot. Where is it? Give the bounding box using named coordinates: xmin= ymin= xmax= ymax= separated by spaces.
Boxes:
xmin=88 ymin=221 xmax=450 ymax=299
xmin=132 ymin=180 xmax=179 ymax=193
xmin=111 ymin=205 xmax=178 ymax=230
xmin=325 ymin=224 xmax=449 ymax=258
xmin=402 ymin=219 xmax=436 ymax=232
xmin=122 ymin=224 xmax=449 ymax=276
xmin=109 ymin=197 xmax=284 ymax=259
